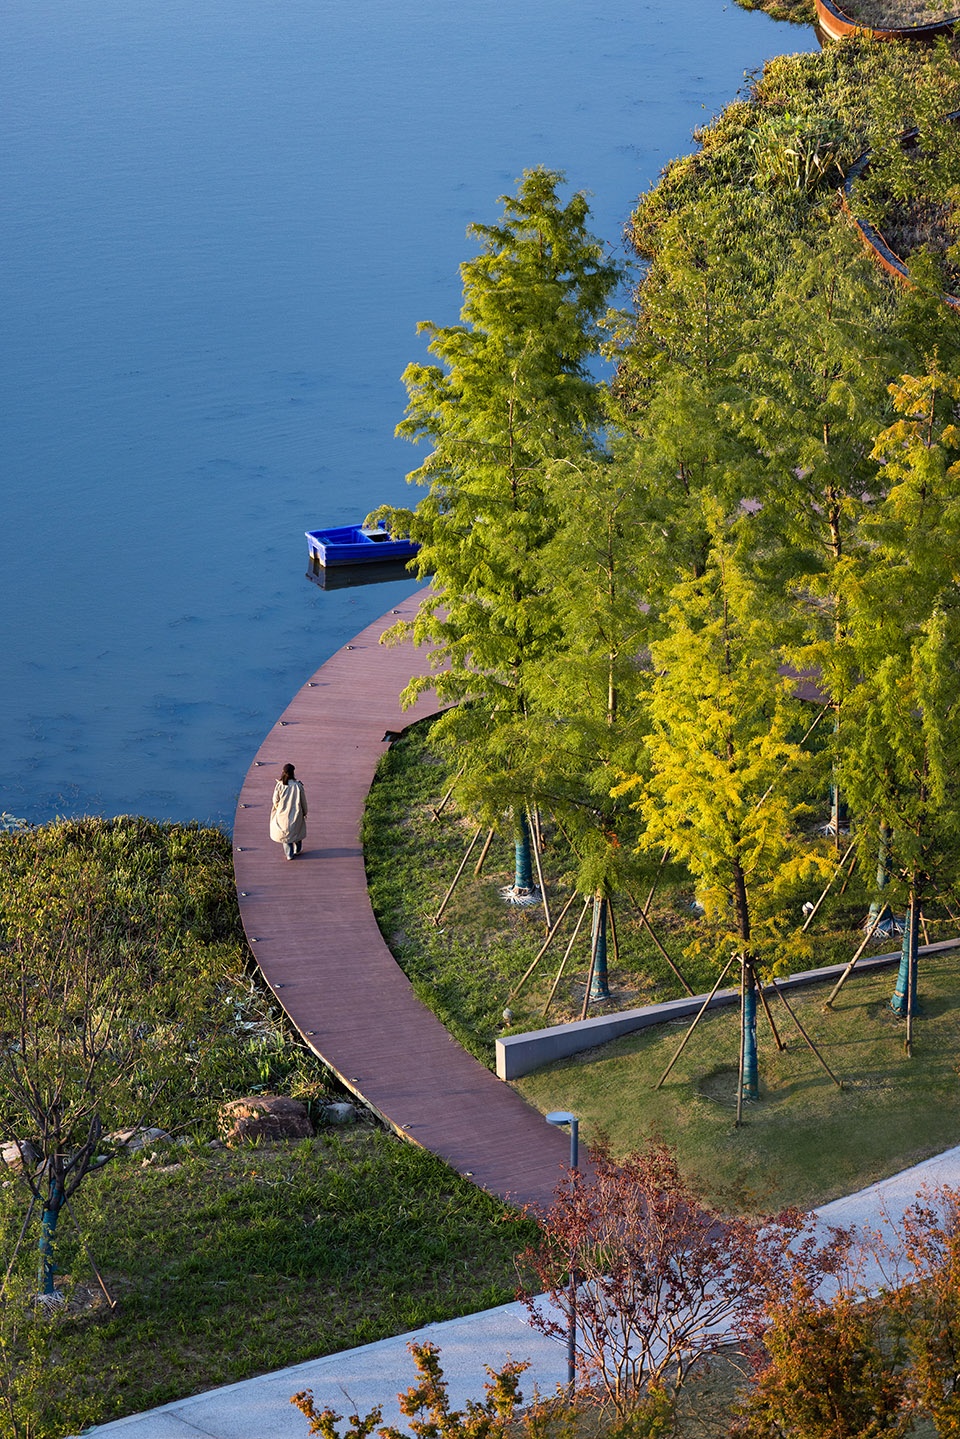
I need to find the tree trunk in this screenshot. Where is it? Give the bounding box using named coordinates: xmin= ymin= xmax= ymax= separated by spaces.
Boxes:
xmin=829 ymin=782 xmax=846 ymax=849
xmin=731 ymin=859 xmax=751 ymax=948
xmin=37 ymin=1184 xmax=63 ymax=1295
xmin=829 ymin=708 xmax=846 ymax=850
xmin=742 ymin=960 xmax=759 ymax=1103
xmin=868 ymin=822 xmax=892 ymax=932
xmin=589 ymin=895 xmax=610 ymax=1002
xmin=513 ymin=811 xmax=533 ymax=894
xmin=891 ymin=890 xmax=919 ymax=1027
xmin=731 ymin=861 xmax=758 ymax=1104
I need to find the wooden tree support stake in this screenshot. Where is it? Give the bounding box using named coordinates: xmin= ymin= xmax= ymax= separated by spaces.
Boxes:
xmin=473 ymin=828 xmax=495 ymax=876
xmin=771 ymin=980 xmax=843 ymax=1088
xmin=507 ymin=890 xmax=578 ymax=1004
xmin=609 ymin=895 xmax=621 ymax=968
xmin=580 ymin=897 xmax=603 ymax=1021
xmin=837 ymin=849 xmax=858 ymax=897
xmin=529 ymin=809 xmax=552 ymax=932
xmin=634 ymin=900 xmax=694 ymax=996
xmin=824 ymin=905 xmax=887 ymax=1008
xmin=542 ymin=897 xmax=592 ymax=1019
xmin=655 ymin=955 xmax=736 ymax=1091
xmin=906 ymin=910 xmax=916 ymax=1059
xmin=757 ymin=979 xmax=786 ymax=1052
xmin=66 ymin=1200 xmax=118 ymax=1309
xmin=430 ymin=768 xmax=464 ymax=822
xmin=641 ymin=849 xmax=671 ymax=917
xmin=433 ymin=826 xmax=483 ymax=926
xmin=801 ymin=835 xmax=858 ymax=933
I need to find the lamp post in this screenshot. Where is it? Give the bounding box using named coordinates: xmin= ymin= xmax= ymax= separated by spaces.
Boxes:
xmin=546 ymin=1110 xmax=579 ymax=1392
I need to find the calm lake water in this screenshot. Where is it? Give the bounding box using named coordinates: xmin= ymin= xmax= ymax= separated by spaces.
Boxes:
xmin=1 ymin=0 xmax=815 ymax=830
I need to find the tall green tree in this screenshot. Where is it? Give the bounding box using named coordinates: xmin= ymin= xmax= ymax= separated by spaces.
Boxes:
xmin=835 ymin=363 xmax=960 ymax=1047
xmin=376 ymin=168 xmax=621 ymax=883
xmin=515 ymin=446 xmax=658 ymax=995
xmin=720 ymin=239 xmax=897 ymax=842
xmin=380 ymin=166 xmax=620 ymax=703
xmin=619 ymin=192 xmax=763 ymax=597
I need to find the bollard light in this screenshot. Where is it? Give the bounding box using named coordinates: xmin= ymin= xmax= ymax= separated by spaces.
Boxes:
xmin=545 ymin=1110 xmax=579 ymax=1171
xmin=546 ymin=1111 xmax=579 ymax=1391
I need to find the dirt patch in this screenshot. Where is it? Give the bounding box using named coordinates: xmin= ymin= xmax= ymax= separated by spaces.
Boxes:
xmin=698 ymin=1067 xmax=749 ymax=1108
xmin=881 ymin=196 xmax=960 ymax=288
xmin=835 ymin=0 xmax=959 ymax=26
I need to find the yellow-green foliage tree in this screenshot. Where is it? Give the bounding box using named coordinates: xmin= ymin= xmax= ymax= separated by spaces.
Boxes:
xmin=615 ymin=506 xmax=830 ymax=1103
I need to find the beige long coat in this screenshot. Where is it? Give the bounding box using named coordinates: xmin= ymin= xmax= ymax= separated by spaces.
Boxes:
xmin=269 ymin=778 xmax=307 ymax=844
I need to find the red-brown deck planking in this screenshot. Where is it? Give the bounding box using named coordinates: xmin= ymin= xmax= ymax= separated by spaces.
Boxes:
xmin=233 ymin=588 xmax=573 ymax=1212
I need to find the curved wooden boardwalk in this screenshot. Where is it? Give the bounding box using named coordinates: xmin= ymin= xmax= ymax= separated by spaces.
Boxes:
xmin=233 ymin=588 xmax=572 ymax=1210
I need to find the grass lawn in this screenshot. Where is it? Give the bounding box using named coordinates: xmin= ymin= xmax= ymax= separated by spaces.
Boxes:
xmin=364 ymin=720 xmax=957 ymax=1064
xmin=0 ymin=816 xmax=535 ymax=1439
xmin=1 ymin=1128 xmax=534 ymax=1437
xmin=365 ymin=720 xmax=960 ymax=1215
xmin=517 ymin=953 xmax=960 ymax=1213
xmin=368 ymin=719 xmax=960 ymax=1214
xmin=734 ymin=0 xmax=816 ymax=23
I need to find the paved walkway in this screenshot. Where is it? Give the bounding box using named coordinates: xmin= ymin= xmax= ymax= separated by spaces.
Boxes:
xmin=79 ymin=1143 xmax=960 ymax=1437
xmin=232 ymin=589 xmax=574 ymax=1209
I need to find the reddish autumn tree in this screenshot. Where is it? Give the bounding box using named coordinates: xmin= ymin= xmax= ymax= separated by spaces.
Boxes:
xmin=518 ymin=1138 xmax=837 ymax=1418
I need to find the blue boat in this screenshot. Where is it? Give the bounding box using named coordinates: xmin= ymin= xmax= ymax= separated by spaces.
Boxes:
xmin=305 ymin=523 xmax=420 ymax=568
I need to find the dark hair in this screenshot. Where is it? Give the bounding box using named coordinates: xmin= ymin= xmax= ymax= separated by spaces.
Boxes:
xmin=280 ymin=763 xmax=296 ymax=783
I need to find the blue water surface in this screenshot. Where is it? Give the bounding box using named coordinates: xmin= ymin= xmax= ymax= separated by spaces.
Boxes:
xmin=0 ymin=0 xmax=815 ymax=829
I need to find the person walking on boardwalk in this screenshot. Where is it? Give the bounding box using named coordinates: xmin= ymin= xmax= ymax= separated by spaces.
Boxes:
xmin=270 ymin=762 xmax=307 ymax=859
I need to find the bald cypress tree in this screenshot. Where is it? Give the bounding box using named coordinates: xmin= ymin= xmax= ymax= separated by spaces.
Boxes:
xmin=616 ymin=505 xmax=828 ymax=1105
xmin=836 ymin=362 xmax=960 ymax=1050
xmin=381 ymin=167 xmax=620 ymax=699
xmin=377 ymin=169 xmax=621 ymax=874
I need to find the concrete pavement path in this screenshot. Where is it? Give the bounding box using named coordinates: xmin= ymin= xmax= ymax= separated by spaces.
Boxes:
xmin=78 ymin=1144 xmax=960 ymax=1438
xmin=75 ymin=1297 xmax=567 ymax=1438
